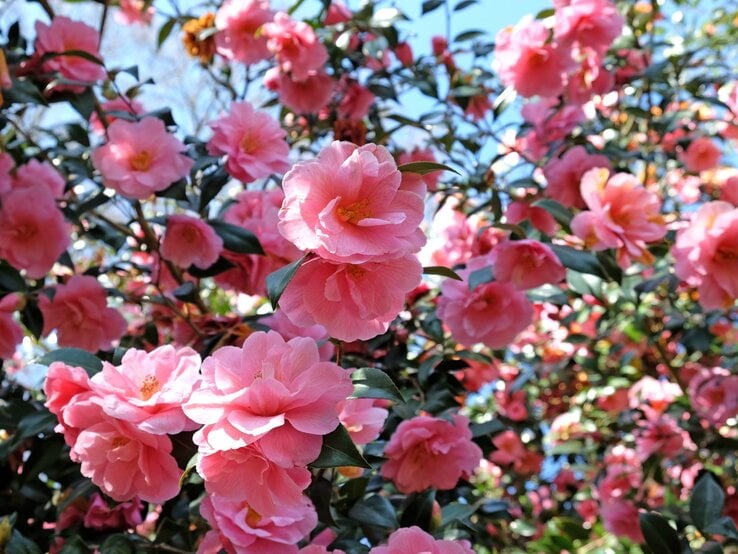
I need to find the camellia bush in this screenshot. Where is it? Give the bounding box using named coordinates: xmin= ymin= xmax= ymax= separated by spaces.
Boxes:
xmin=1 ymin=0 xmax=738 ymax=552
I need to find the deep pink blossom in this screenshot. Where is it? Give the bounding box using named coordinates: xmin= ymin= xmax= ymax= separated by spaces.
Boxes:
xmin=680 ymin=137 xmax=721 ymax=173
xmin=634 ymin=415 xmax=692 ymax=460
xmin=600 ymin=500 xmax=644 ymax=544
xmin=279 ymin=141 xmax=426 ymax=263
xmin=265 ymin=68 xmax=335 ymax=114
xmin=215 ymin=0 xmax=272 ymax=64
xmin=13 ymin=159 xmax=65 ymax=197
xmin=543 ymin=146 xmax=611 ymax=208
xmin=262 ymin=12 xmax=328 ymax=81
xmin=160 ymin=214 xmax=223 ymax=269
xmin=279 ymin=255 xmax=422 ymax=342
xmin=337 ymin=81 xmax=374 ymax=120
xmin=370 ymin=526 xmax=474 ymax=554
xmin=437 ymin=255 xmax=534 ymax=349
xmin=325 ymin=1 xmax=352 ymax=24
xmin=91 ymin=117 xmax=193 ymax=199
xmin=89 ymin=345 xmax=201 ymax=434
xmin=491 ymin=240 xmax=566 ymax=290
xmin=183 ymin=331 xmax=352 ymax=467
xmin=0 ymin=293 xmax=23 ymax=359
xmin=381 ymin=414 xmax=482 ymax=494
xmin=39 ymin=275 xmax=127 ymax=352
xmin=0 ymin=152 xmax=14 ymax=195
xmin=83 ymin=493 xmax=144 ymax=530
xmin=207 ymin=101 xmax=290 ymax=183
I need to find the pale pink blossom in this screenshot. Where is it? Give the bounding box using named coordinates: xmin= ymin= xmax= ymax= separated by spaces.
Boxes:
xmin=337 ymin=81 xmax=374 ymax=120
xmin=672 ymin=201 xmax=738 ymax=310
xmin=565 ymin=49 xmax=614 ymax=104
xmin=13 ymin=159 xmax=65 ymax=197
xmin=493 ymin=16 xmax=571 ymax=98
xmin=397 ymin=147 xmax=440 ymax=195
xmin=115 ymin=0 xmax=154 ymax=25
xmin=680 ymin=137 xmax=721 ymax=173
xmin=337 ymin=397 xmax=388 ymax=445
xmin=279 ymin=255 xmax=422 ymax=342
xmin=39 ymin=275 xmax=127 ymax=352
xmin=0 ymin=293 xmax=23 ymax=359
xmin=279 ymin=141 xmax=426 ymax=263
xmin=90 ymin=96 xmax=145 ymax=135
xmin=554 ymin=0 xmax=624 ymax=55
xmin=491 ymin=240 xmax=566 ymax=289
xmin=91 ymin=117 xmax=193 ymax=199
xmin=198 ymin=495 xmax=316 ymax=554
xmin=571 ymin=168 xmax=666 ymax=268
xmin=260 ymin=309 xmax=334 ymax=361
xmin=215 ymin=0 xmax=272 ymax=64
xmin=83 ymin=493 xmax=144 ymax=530
xmin=207 ymin=101 xmax=290 ymax=183
xmin=160 ymin=214 xmax=223 ymax=269
xmin=628 ymin=376 xmax=681 ymax=419
xmin=198 ymin=445 xmax=312 ymax=517
xmin=437 ymin=255 xmax=534 ymax=349
xmin=265 ymin=68 xmax=334 ymax=114
xmin=89 ymin=345 xmax=201 ymax=434
xmin=262 ymin=12 xmax=328 ymax=81
xmin=520 ymin=100 xmax=584 ymax=158
xmin=381 ymin=414 xmax=481 ymax=494
xmin=183 ymin=331 xmax=352 ymax=467
xmin=0 ymin=185 xmax=70 ymax=279
xmin=370 ymin=526 xmax=474 ymax=554
xmin=543 ymin=146 xmax=611 ymax=208
xmin=33 ymin=16 xmax=105 ymax=89
xmin=687 ymin=367 xmax=738 ymax=427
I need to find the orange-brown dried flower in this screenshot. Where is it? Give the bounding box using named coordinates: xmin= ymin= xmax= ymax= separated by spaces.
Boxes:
xmin=182 ymin=13 xmax=216 ymax=64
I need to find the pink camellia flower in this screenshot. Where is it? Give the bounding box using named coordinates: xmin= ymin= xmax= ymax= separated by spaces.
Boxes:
xmin=325 ymin=1 xmax=352 ymax=24
xmin=489 ymin=430 xmax=526 ymax=466
xmin=397 ymin=147 xmax=440 ymax=195
xmin=554 ymin=0 xmax=624 ymax=55
xmin=394 ymin=42 xmax=413 ymax=67
xmin=0 ymin=185 xmax=70 ymax=279
xmin=687 ymin=367 xmax=738 ymax=427
xmin=720 ymin=175 xmax=738 ymax=206
xmin=0 ymin=293 xmax=23 ymax=359
xmin=679 ymin=136 xmax=721 ymax=173
xmin=599 ymin=500 xmax=644 ymax=544
xmin=160 ymin=214 xmax=223 ymax=269
xmin=198 ymin=495 xmax=316 ymax=554
xmin=337 ymin=81 xmax=374 ymax=120
xmin=431 ymin=36 xmax=448 ymax=57
xmin=571 ymin=168 xmax=666 ymax=268
xmin=672 ymin=201 xmax=738 ymax=310
xmin=543 ymin=146 xmax=611 ymax=208
xmin=90 ymin=96 xmax=145 ymax=135
xmin=437 ymin=255 xmax=534 ymax=349
xmin=91 ymin=117 xmax=193 ymax=199
xmin=89 ymin=345 xmax=201 ymax=434
xmin=279 ymin=254 xmax=422 ymax=342
xmin=115 ymin=0 xmax=154 ymax=25
xmin=265 ymin=67 xmax=335 ymax=115
xmin=198 ymin=445 xmax=312 ymax=517
xmin=262 ymin=12 xmax=328 ymax=81
xmin=381 ymin=414 xmax=482 ymax=494
xmin=635 ymin=415 xmax=693 ymax=461
xmin=491 ymin=240 xmax=566 ymax=290
xmin=505 ymin=201 xmax=558 ymax=235
xmin=44 ymin=362 xmax=95 ymax=449
xmin=83 ymin=493 xmax=144 ymax=530
xmin=0 ymin=152 xmax=14 ymax=195
xmin=33 ymin=16 xmax=106 ymax=89
xmin=520 ymin=99 xmax=585 ymax=158
xmin=565 ymin=50 xmax=614 ymax=104
xmin=183 ymin=331 xmax=352 ymax=467
xmin=207 ymin=101 xmax=290 ymax=183
xmin=215 ymin=0 xmax=272 ymax=64
xmin=337 ymin=397 xmax=388 ymax=445
xmin=68 ymin=399 xmax=182 ymax=504
xmin=493 ymin=16 xmax=572 ymax=98
xmin=260 ymin=309 xmax=334 ymax=361
xmin=215 ymin=189 xmax=302 ymax=296
xmin=279 ymin=141 xmax=426 ymax=264
xmin=369 ymin=526 xmax=474 ymax=554
xmin=39 ymin=275 xmax=127 ymax=352
xmin=13 ymin=159 xmax=66 ymax=197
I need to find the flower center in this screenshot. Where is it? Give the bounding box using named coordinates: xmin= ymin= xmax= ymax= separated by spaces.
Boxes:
xmin=130 ymin=150 xmax=153 ymax=171
xmin=337 ymin=199 xmax=371 ymax=224
xmin=139 ymin=375 xmax=161 ymax=400
xmin=239 ymin=132 xmax=260 ymax=154
xmin=716 ymin=245 xmax=738 ymax=262
xmin=346 ymin=265 xmax=366 ymax=279
xmin=243 ymin=504 xmax=262 ymax=527
xmin=15 ymin=223 xmax=37 ymax=241
xmin=111 ymin=436 xmax=129 ymax=448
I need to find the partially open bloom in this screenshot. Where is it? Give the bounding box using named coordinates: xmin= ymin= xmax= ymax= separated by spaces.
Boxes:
xmin=83 ymin=493 xmax=144 ymax=530
xmin=0 ymin=185 xmax=70 ymax=279
xmin=183 ymin=331 xmax=352 ymax=467
xmin=571 ymin=168 xmax=666 ymax=267
xmin=160 ymin=214 xmax=223 ymax=269
xmin=92 ymin=117 xmax=193 ymax=199
xmin=437 ymin=255 xmax=534 ymax=349
xmin=89 ymin=345 xmax=201 ymax=434
xmin=491 ymin=239 xmax=566 ymax=290
xmin=215 ymin=0 xmax=272 ymax=64
xmin=207 ymin=101 xmax=290 ymax=183
xmin=337 ymin=397 xmax=388 ymax=445
xmin=279 ymin=141 xmax=426 ymax=263
xmin=33 ymin=16 xmax=105 ymax=89
xmin=279 ymin=255 xmax=422 ymax=342
xmin=39 ymin=275 xmax=127 ymax=352
xmin=381 ymin=414 xmax=482 ymax=494
xmin=543 ymin=146 xmax=611 ymax=208
xmin=672 ymin=201 xmax=738 ymax=310
xmin=369 ymin=526 xmax=474 ymax=554
xmin=262 ymin=12 xmax=327 ymax=81
xmin=679 ymin=137 xmax=721 ymax=173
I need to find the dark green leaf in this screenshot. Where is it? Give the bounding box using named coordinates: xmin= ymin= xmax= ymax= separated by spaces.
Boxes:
xmin=422 ymin=0 xmax=444 ymax=14
xmin=20 ymin=300 xmax=43 ymax=339
xmin=198 ymin=168 xmax=230 ymax=212
xmin=0 ymin=263 xmax=26 ymax=292
xmin=703 ymin=517 xmax=738 ymax=540
xmin=471 ymin=419 xmax=505 ymax=437
xmin=156 ymin=178 xmax=189 ymax=201
xmin=5 ymin=529 xmax=42 ymax=554
xmin=3 ymin=78 xmax=47 ymax=106
xmin=398 ymin=161 xmax=460 ymax=176
xmin=39 ymin=348 xmax=103 ymax=376
xmin=454 ymin=0 xmax=478 ymax=10
xmin=639 ymin=512 xmax=681 ymax=554
xmin=266 ymin=254 xmax=307 ymax=309
xmin=308 ymin=477 xmax=335 ymax=525
xmin=423 ymin=265 xmax=462 ymax=280
xmin=400 ymin=490 xmax=435 ymax=530
xmin=173 ymin=281 xmax=200 ymax=304
xmin=690 ymin=473 xmax=725 ymax=532
xmin=157 ymin=19 xmax=176 ymax=49
xmin=533 ymin=198 xmax=572 ymax=228
xmin=99 ymin=535 xmax=134 ymax=554
xmin=349 ymin=494 xmax=398 ymax=528
xmin=454 ymin=30 xmax=485 ymax=42
xmin=310 ymin=424 xmax=371 ymax=469
xmin=442 ymin=502 xmax=477 ymax=525
xmin=468 ymin=265 xmax=493 ymax=290
xmin=187 ymin=256 xmax=235 ymax=278
xmin=209 ymin=220 xmax=265 ymax=255
xmin=179 ymin=453 xmax=199 ymax=488
xmin=549 ymin=244 xmax=606 ymax=278
xmin=350 ymin=367 xmax=404 ymax=403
